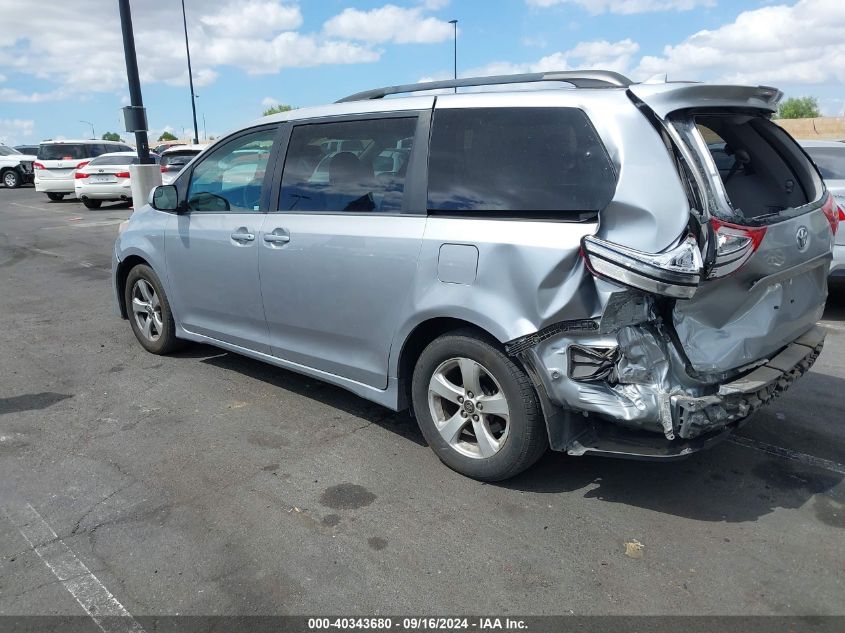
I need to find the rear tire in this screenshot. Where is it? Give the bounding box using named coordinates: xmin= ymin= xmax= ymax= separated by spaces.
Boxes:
xmin=124 ymin=264 xmax=180 ymax=355
xmin=46 ymin=193 xmax=65 ymax=201
xmin=2 ymin=169 xmax=21 ymax=189
xmin=82 ymin=199 xmax=102 ymax=209
xmin=411 ymin=329 xmax=547 ymax=481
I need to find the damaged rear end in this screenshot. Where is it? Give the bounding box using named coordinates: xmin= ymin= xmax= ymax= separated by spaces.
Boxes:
xmin=518 ymin=82 xmax=837 ymax=458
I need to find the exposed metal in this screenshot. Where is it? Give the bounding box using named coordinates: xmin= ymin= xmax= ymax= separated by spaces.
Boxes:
xmin=336 ymin=70 xmax=633 ymax=102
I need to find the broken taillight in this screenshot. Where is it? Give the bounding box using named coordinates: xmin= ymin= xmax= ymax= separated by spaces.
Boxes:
xmin=707 ymin=218 xmax=768 ymax=279
xmin=581 ymin=234 xmax=702 ymax=299
xmin=821 ymin=194 xmax=840 ymax=235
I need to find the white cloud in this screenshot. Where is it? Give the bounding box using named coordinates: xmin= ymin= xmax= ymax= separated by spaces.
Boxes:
xmin=0 ymin=118 xmax=35 ymax=145
xmin=526 ymin=0 xmax=714 ymax=13
xmin=200 ymin=1 xmax=302 ymax=38
xmin=0 ymin=0 xmax=402 ymax=101
xmin=262 ymin=97 xmax=280 ymax=107
xmin=324 ymin=4 xmax=454 ymax=44
xmin=633 ymin=0 xmax=845 ymax=85
xmin=466 ymin=38 xmax=640 ymax=77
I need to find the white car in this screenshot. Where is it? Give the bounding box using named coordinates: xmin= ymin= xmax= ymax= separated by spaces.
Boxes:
xmin=159 ymin=144 xmax=207 ymax=185
xmin=0 ymin=144 xmax=36 ymax=188
xmin=74 ymin=151 xmax=151 ymax=209
xmin=34 ymin=139 xmax=133 ymax=201
xmin=800 ymin=140 xmax=845 ymax=279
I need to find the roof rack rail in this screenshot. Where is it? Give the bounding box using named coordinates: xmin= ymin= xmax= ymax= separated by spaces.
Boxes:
xmin=336 ymin=70 xmax=633 ymax=103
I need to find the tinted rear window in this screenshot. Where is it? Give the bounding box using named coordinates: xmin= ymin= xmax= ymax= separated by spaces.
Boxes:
xmin=161 ymin=151 xmax=200 ymax=167
xmin=38 ymin=144 xmax=91 ymax=160
xmin=804 ymin=147 xmax=845 ymax=180
xmin=88 ymin=155 xmax=138 ymax=166
xmin=427 ymin=107 xmax=616 ymax=215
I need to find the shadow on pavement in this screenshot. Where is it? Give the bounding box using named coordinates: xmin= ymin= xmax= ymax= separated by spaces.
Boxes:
xmin=175 ymin=344 xmax=426 ymax=447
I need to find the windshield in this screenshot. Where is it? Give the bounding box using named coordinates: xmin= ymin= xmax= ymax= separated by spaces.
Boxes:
xmin=0 ymin=146 xmax=21 ymax=156
xmin=804 ymin=146 xmax=845 ymax=180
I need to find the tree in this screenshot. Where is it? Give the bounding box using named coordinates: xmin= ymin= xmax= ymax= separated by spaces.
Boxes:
xmin=777 ymin=96 xmax=821 ymax=119
xmin=158 ymin=131 xmax=178 ymax=142
xmin=263 ymin=104 xmax=293 ymax=116
xmin=101 ymin=131 xmax=122 ymax=141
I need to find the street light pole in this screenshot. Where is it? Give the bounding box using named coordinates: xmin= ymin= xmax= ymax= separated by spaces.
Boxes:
xmin=449 ymin=20 xmax=458 ymax=93
xmin=79 ymin=120 xmax=95 ymax=139
xmin=118 ymin=0 xmax=152 ymax=164
xmin=181 ymin=0 xmax=200 ymax=145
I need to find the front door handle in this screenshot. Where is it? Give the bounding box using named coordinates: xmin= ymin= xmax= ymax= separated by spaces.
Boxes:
xmin=263 ymin=233 xmax=290 ymax=244
xmin=231 ymin=232 xmax=255 ymax=242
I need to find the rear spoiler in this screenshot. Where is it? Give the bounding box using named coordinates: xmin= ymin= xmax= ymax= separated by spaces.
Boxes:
xmin=628 ymin=82 xmax=783 ymax=119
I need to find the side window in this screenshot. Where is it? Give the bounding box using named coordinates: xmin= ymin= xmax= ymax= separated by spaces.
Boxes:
xmin=427 ymin=107 xmax=616 ymax=214
xmin=279 ymin=117 xmax=417 ymax=213
xmin=187 ymin=129 xmax=276 ymax=213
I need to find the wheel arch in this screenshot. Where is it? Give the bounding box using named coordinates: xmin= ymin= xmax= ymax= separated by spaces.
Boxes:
xmin=394 ymin=316 xmax=510 ymax=411
xmin=115 ymin=254 xmax=152 ymax=319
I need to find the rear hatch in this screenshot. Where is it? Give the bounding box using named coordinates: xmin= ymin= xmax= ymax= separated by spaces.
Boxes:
xmin=631 ymin=84 xmax=835 ymax=376
xmin=77 ymin=155 xmax=137 ymax=185
xmin=160 ymin=150 xmax=200 ymax=175
xmin=36 ymin=143 xmax=93 ymax=179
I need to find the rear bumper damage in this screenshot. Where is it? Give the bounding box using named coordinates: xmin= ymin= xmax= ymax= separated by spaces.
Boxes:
xmin=509 ymin=293 xmax=825 ymax=460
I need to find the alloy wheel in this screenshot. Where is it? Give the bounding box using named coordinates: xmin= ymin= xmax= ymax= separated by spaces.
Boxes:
xmin=131 ymin=279 xmax=163 ymax=342
xmin=427 ymin=357 xmax=510 ymax=459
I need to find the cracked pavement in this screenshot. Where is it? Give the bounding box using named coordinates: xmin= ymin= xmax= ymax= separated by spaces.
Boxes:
xmin=1 ymin=187 xmax=844 ymax=617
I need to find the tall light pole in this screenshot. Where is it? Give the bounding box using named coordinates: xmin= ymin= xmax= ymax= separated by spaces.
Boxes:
xmin=118 ymin=0 xmax=151 ymax=164
xmin=449 ymin=20 xmax=458 ymax=93
xmin=79 ymin=120 xmax=95 ymax=139
xmin=181 ymin=0 xmax=200 ymax=144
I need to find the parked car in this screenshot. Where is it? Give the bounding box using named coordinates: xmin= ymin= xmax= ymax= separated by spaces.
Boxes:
xmin=34 ymin=139 xmax=133 ymax=201
xmin=0 ymin=144 xmax=35 ymax=188
xmin=14 ymin=144 xmax=40 ymax=156
xmin=113 ymin=71 xmax=837 ymax=481
xmin=159 ymin=144 xmax=207 ymax=185
xmin=74 ymin=151 xmax=157 ymax=209
xmin=799 ymin=140 xmax=845 ymax=279
xmin=152 ymin=140 xmax=187 ymax=155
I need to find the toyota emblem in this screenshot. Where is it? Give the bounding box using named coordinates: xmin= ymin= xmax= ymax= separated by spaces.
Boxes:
xmin=796 ymin=226 xmax=809 ymax=252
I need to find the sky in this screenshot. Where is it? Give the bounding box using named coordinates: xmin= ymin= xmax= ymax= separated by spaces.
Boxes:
xmin=0 ymin=0 xmax=843 ymax=145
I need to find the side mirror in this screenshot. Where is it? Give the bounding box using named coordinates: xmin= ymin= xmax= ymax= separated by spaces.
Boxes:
xmin=151 ymin=184 xmax=179 ymax=211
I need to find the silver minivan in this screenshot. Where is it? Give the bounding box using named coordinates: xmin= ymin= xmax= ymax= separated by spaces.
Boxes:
xmin=113 ymin=71 xmax=838 ymax=481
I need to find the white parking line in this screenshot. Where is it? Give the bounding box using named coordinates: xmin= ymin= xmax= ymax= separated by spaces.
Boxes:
xmin=42 ymin=220 xmax=126 ymax=230
xmin=10 ymin=201 xmax=53 ymax=212
xmin=4 ymin=503 xmax=145 ymax=633
xmin=728 ymin=435 xmax=845 ymax=476
xmin=820 ymin=320 xmax=845 ymax=333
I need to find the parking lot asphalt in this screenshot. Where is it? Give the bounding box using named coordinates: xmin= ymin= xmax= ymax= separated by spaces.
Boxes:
xmin=0 ymin=185 xmax=843 ymax=619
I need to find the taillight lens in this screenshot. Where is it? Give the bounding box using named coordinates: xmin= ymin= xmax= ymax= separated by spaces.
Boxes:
xmin=707 ymin=218 xmax=768 ymax=279
xmin=822 ymin=194 xmax=840 ymax=235
xmin=581 ymin=234 xmax=703 ymax=299
xmin=76 ymin=161 xmax=90 ymax=170
xmin=160 ymin=165 xmax=167 ymax=173
xmin=33 ymin=162 xmax=45 ymax=170
xmin=74 ymin=171 xmax=89 ymax=179
xmin=115 ymin=171 xmax=130 ymax=179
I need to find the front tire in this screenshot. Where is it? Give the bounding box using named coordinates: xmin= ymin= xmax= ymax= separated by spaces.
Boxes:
xmin=2 ymin=169 xmax=21 ymax=188
xmin=124 ymin=264 xmax=179 ymax=355
xmin=46 ymin=192 xmax=65 ymax=201
xmin=411 ymin=330 xmax=547 ymax=481
xmin=82 ymin=199 xmax=102 ymax=209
